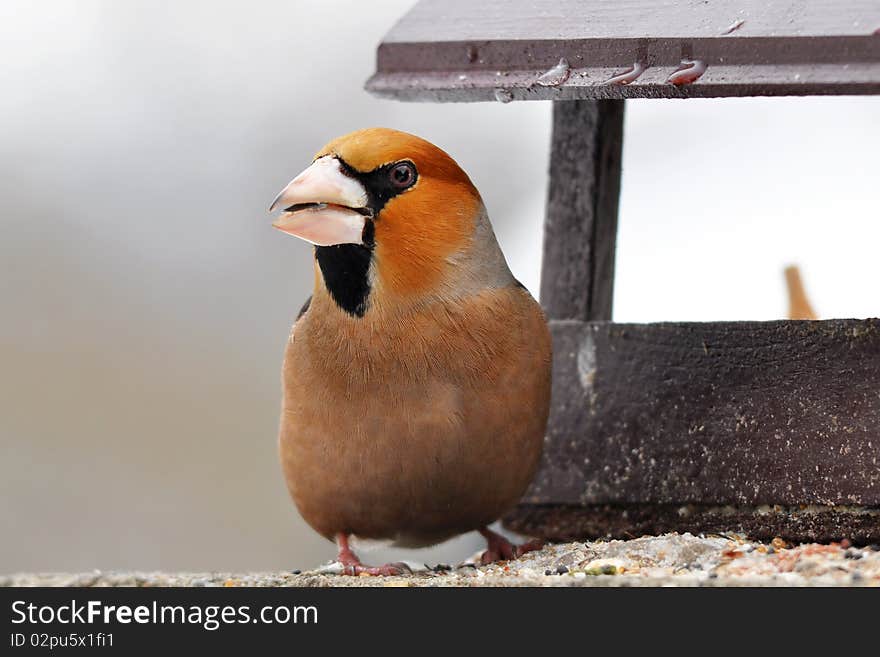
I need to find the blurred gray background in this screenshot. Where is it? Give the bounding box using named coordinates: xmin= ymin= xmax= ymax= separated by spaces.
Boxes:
xmin=1 ymin=1 xmax=877 ymax=572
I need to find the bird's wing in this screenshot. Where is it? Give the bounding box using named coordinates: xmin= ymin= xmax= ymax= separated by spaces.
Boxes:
xmin=288 ymin=295 xmax=312 ymax=343
xmin=296 ymin=295 xmax=312 ymax=321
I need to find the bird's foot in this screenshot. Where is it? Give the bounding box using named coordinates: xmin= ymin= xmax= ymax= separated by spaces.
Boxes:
xmin=335 ymin=533 xmax=412 ymax=576
xmin=479 ymin=527 xmax=545 ymax=565
xmin=339 ymin=558 xmax=412 ymax=577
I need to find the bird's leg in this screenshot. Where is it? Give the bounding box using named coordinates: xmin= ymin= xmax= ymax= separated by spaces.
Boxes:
xmin=334 ymin=533 xmax=412 ymax=576
xmin=479 ymin=527 xmax=545 ymax=565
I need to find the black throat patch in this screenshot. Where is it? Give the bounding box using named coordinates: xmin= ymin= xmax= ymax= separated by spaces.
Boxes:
xmin=314 ymin=220 xmax=374 ymax=317
xmin=315 ymin=244 xmax=372 ymax=317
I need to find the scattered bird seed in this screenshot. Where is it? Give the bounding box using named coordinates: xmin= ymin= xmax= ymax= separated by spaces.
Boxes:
xmin=9 ymin=534 xmax=880 ymax=587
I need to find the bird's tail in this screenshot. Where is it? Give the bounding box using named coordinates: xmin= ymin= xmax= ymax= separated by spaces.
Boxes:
xmin=784 ymin=265 xmax=817 ymax=320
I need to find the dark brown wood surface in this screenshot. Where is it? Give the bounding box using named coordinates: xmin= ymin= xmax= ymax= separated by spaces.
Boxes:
xmin=366 ymin=0 xmax=880 ymax=100
xmin=505 ymin=503 xmax=880 ymax=544
xmin=540 ymin=100 xmax=623 ymax=322
xmin=524 ymin=318 xmax=880 ymax=508
xmin=504 ymin=318 xmax=880 ymax=542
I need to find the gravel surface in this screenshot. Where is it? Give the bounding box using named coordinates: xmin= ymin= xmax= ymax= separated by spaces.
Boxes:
xmin=4 ymin=533 xmax=878 ymax=587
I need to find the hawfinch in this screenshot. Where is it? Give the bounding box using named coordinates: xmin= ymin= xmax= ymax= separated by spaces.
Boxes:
xmin=270 ymin=128 xmax=551 ymax=575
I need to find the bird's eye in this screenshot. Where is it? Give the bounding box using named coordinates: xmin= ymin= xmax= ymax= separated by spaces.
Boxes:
xmin=389 ymin=161 xmax=416 ymax=190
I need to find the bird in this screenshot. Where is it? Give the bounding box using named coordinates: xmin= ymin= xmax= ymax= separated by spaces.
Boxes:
xmin=270 ymin=128 xmax=552 ymax=575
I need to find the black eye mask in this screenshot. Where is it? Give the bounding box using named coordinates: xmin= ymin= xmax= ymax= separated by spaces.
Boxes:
xmin=336 ymin=158 xmax=419 ymax=217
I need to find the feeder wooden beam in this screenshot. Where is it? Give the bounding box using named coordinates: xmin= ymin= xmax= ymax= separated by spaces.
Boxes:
xmin=504 ymin=318 xmax=880 ymax=542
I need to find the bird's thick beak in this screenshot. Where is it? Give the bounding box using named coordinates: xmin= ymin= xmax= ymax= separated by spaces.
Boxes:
xmin=269 ymin=156 xmax=370 ymax=246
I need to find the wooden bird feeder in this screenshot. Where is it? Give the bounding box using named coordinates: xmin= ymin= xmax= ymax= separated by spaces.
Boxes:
xmin=367 ymin=0 xmax=880 ymax=543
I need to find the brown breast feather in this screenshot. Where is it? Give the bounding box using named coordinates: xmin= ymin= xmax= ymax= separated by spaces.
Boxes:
xmin=278 ymin=285 xmax=551 ymax=547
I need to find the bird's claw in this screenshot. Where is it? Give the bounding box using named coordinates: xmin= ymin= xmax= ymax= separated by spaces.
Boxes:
xmin=479 ymin=528 xmax=545 ymax=565
xmin=334 ymin=534 xmax=412 ymax=576
xmin=340 ymin=561 xmax=412 ymax=577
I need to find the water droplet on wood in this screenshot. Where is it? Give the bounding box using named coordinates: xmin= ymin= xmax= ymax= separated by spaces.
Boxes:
xmin=604 ymin=62 xmax=646 ymax=85
xmin=667 ymin=60 xmax=707 ymax=86
xmin=535 ymin=58 xmax=571 ymax=87
xmin=721 ymin=19 xmax=745 ymax=35
xmin=493 ymin=88 xmax=514 ymax=103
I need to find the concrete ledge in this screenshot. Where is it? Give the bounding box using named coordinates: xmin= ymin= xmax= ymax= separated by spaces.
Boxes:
xmin=4 ymin=533 xmax=878 ymax=587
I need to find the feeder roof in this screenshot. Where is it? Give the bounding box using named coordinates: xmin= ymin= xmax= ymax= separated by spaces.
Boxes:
xmin=365 ymin=0 xmax=880 ymax=101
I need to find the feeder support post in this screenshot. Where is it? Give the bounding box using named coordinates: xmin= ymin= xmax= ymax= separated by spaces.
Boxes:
xmin=540 ymin=100 xmax=625 ymax=322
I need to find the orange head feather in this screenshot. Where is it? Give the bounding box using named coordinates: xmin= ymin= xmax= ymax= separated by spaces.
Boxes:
xmin=315 ymin=128 xmax=483 ymax=302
